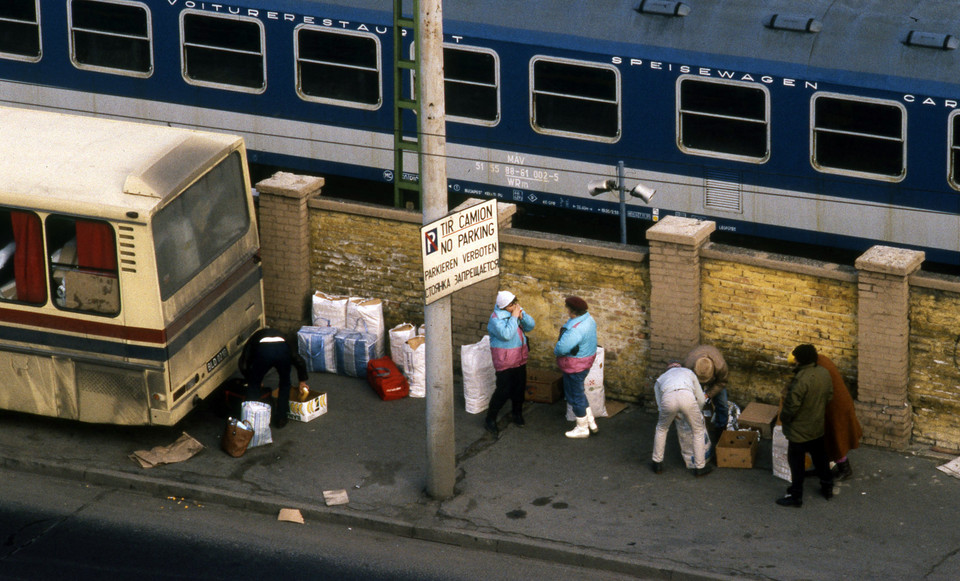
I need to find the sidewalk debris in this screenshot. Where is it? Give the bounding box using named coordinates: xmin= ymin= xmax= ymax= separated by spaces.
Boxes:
xmin=277 ymin=508 xmax=305 ymax=524
xmin=323 ymin=489 xmax=349 ymax=506
xmin=936 ymin=455 xmax=960 ymax=479
xmin=129 ymin=432 xmax=204 ymax=469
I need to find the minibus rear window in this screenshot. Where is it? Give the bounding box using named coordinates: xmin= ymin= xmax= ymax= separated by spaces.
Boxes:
xmin=153 ymin=152 xmax=250 ymax=300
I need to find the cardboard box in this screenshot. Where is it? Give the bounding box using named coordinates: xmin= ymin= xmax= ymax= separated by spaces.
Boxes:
xmin=288 ymin=389 xmax=327 ymax=422
xmin=716 ymin=429 xmax=759 ymax=468
xmin=738 ymin=402 xmax=780 ymax=439
xmin=525 ymin=368 xmax=562 ymax=403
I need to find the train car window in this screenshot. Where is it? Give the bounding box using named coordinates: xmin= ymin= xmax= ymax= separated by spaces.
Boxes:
xmin=677 ymin=77 xmax=769 ymax=163
xmin=444 ymin=45 xmax=499 ymax=125
xmin=68 ymin=0 xmax=152 ymax=77
xmin=0 ymin=0 xmax=41 ymax=62
xmin=181 ymin=11 xmax=265 ymax=93
xmin=949 ymin=112 xmax=960 ymax=191
xmin=811 ymin=93 xmax=905 ymax=181
xmin=0 ymin=209 xmax=46 ymax=305
xmin=47 ymin=216 xmax=120 ymax=316
xmin=530 ymin=56 xmax=620 ymax=142
xmin=295 ymin=27 xmax=381 ymax=108
xmin=153 ymin=152 xmax=250 ymax=300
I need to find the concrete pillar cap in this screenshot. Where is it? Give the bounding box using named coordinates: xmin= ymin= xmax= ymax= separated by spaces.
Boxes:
xmin=645 ymin=216 xmax=715 ymax=246
xmin=855 ymin=245 xmax=924 ymax=276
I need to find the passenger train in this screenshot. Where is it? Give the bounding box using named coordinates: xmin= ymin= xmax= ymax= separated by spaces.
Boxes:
xmin=1 ymin=0 xmax=959 ymax=264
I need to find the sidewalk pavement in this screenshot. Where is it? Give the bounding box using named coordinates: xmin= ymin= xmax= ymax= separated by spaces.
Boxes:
xmin=1 ymin=371 xmax=959 ymax=581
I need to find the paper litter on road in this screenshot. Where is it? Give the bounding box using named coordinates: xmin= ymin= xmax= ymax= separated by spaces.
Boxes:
xmin=129 ymin=432 xmax=204 ymax=469
xmin=323 ymin=489 xmax=349 ymax=506
xmin=277 ymin=508 xmax=305 ymax=524
xmin=936 ymin=455 xmax=960 ymax=479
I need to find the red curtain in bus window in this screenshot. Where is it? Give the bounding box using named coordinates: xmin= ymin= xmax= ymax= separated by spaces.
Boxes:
xmin=76 ymin=220 xmax=117 ymax=271
xmin=10 ymin=211 xmax=45 ymax=304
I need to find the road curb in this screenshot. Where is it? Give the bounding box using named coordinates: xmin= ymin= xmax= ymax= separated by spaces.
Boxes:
xmin=0 ymin=454 xmax=747 ymax=581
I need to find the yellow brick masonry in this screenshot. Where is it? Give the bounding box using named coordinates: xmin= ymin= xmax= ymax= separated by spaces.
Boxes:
xmin=700 ymin=256 xmax=858 ymax=406
xmin=909 ymin=281 xmax=960 ymax=451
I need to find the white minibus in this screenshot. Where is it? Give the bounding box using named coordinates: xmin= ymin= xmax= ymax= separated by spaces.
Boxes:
xmin=0 ymin=107 xmax=264 ymax=425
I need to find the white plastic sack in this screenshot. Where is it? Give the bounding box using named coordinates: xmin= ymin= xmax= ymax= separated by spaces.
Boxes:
xmin=772 ymin=425 xmax=791 ymax=481
xmin=334 ymin=329 xmax=377 ymax=377
xmin=389 ymin=323 xmax=417 ymax=371
xmin=312 ymin=291 xmax=348 ymax=328
xmin=403 ymin=336 xmax=426 ymax=398
xmin=347 ymin=298 xmax=385 ymax=358
xmin=675 ymin=415 xmax=713 ymax=469
xmin=241 ymin=400 xmax=273 ymax=448
xmin=461 ymin=336 xmax=496 ymax=414
xmin=566 ymin=346 xmax=607 ymax=420
xmin=297 ymin=326 xmax=338 ymax=373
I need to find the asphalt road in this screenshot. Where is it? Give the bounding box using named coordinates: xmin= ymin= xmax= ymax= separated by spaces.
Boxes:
xmin=0 ymin=468 xmax=649 ymax=581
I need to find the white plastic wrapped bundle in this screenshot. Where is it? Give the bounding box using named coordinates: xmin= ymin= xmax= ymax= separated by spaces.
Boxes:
xmin=403 ymin=336 xmax=426 ymax=398
xmin=460 ymin=336 xmax=496 ymax=414
xmin=566 ymin=346 xmax=607 ymax=420
xmin=241 ymin=400 xmax=273 ymax=448
xmin=297 ymin=326 xmax=338 ymax=373
xmin=334 ymin=329 xmax=377 ymax=378
xmin=675 ymin=415 xmax=713 ymax=468
xmin=772 ymin=425 xmax=791 ymax=481
xmin=347 ymin=298 xmax=385 ymax=358
xmin=312 ymin=291 xmax=349 ymax=328
xmin=388 ymin=323 xmax=417 ymax=371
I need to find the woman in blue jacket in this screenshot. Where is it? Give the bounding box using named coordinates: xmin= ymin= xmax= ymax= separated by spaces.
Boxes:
xmin=554 ymin=296 xmax=598 ymax=438
xmin=485 ymin=290 xmax=535 ymax=436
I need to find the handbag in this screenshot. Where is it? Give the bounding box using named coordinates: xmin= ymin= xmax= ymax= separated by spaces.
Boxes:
xmin=221 ymin=417 xmax=254 ymax=457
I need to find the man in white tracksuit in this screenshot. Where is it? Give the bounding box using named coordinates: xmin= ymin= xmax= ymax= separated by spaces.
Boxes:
xmin=650 ymin=361 xmax=713 ymax=477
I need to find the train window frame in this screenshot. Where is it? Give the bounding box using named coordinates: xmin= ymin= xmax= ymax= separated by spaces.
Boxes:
xmin=443 ymin=44 xmax=500 ymax=127
xmin=676 ymin=76 xmax=771 ymax=164
xmin=948 ymin=110 xmax=960 ymax=191
xmin=294 ymin=25 xmax=382 ymax=110
xmin=0 ymin=0 xmax=41 ymax=63
xmin=529 ymin=56 xmax=621 ymax=143
xmin=67 ymin=0 xmax=153 ymax=78
xmin=810 ymin=92 xmax=906 ymax=182
xmin=180 ymin=10 xmax=266 ymax=94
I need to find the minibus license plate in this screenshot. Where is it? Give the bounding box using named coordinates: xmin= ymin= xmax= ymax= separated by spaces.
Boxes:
xmin=207 ymin=346 xmax=228 ymax=373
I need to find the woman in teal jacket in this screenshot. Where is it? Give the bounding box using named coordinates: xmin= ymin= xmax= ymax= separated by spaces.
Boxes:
xmin=554 ymin=296 xmax=598 ymax=438
xmin=485 ymin=290 xmax=535 ymax=436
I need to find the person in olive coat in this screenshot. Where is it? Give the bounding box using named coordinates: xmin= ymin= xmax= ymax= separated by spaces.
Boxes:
xmin=776 ymin=344 xmax=834 ymax=507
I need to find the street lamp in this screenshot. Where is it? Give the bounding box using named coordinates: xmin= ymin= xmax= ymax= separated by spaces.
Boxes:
xmin=587 ymin=161 xmax=656 ymax=244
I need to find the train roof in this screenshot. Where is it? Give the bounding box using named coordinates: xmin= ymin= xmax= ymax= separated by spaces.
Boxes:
xmin=0 ymin=107 xmax=242 ymax=220
xmin=295 ymin=0 xmax=960 ymax=92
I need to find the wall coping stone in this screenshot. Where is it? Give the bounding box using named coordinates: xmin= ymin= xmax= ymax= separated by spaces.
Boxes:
xmin=500 ymin=228 xmax=648 ymax=263
xmin=910 ymin=270 xmax=960 ymax=293
xmin=701 ymin=243 xmax=858 ymax=283
xmin=255 ymin=172 xmax=325 ymax=199
xmin=855 ymin=245 xmax=925 ymax=276
xmin=309 ymin=196 xmax=517 ymax=227
xmin=645 ymin=215 xmax=715 ymax=246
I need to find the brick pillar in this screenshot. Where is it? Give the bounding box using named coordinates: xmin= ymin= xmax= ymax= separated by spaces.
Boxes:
xmin=645 ymin=216 xmax=715 ymax=373
xmin=854 ymin=245 xmax=924 ymax=450
xmin=254 ymin=172 xmax=324 ymax=335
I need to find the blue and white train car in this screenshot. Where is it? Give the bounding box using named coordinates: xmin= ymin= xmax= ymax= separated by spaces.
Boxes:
xmin=1 ymin=0 xmax=958 ymax=263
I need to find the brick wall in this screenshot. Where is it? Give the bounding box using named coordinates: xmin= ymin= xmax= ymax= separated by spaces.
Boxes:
xmin=700 ymin=250 xmax=858 ymax=406
xmin=909 ymin=277 xmax=960 ymax=452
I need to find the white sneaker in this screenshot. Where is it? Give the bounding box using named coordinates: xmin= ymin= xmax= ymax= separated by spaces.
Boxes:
xmin=565 ymin=417 xmax=590 ymax=439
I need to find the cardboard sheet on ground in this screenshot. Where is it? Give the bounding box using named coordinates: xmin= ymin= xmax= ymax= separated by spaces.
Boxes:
xmin=278 ymin=508 xmax=305 ymax=524
xmin=323 ymin=489 xmax=349 ymax=506
xmin=936 ymin=455 xmax=960 ymax=479
xmin=129 ymin=432 xmax=204 ymax=469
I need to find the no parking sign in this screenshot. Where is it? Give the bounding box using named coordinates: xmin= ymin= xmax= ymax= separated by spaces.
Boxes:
xmin=420 ymin=199 xmax=499 ymax=304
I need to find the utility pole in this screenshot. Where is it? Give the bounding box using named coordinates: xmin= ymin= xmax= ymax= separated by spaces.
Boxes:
xmin=417 ymin=0 xmax=455 ymax=499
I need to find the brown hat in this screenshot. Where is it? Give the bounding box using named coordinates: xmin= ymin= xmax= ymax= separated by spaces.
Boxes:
xmin=565 ymin=296 xmax=588 ymax=312
xmin=694 ymin=356 xmax=715 ymax=383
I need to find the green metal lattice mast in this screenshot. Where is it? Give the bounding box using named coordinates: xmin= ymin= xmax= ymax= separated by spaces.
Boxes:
xmin=393 ymin=0 xmax=421 ymax=208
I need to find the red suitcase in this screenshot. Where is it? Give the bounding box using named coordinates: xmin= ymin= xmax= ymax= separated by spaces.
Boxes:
xmin=366 ymin=357 xmax=410 ymax=401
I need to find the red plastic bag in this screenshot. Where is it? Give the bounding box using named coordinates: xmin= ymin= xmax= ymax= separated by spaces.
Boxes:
xmin=366 ymin=357 xmax=409 ymax=401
